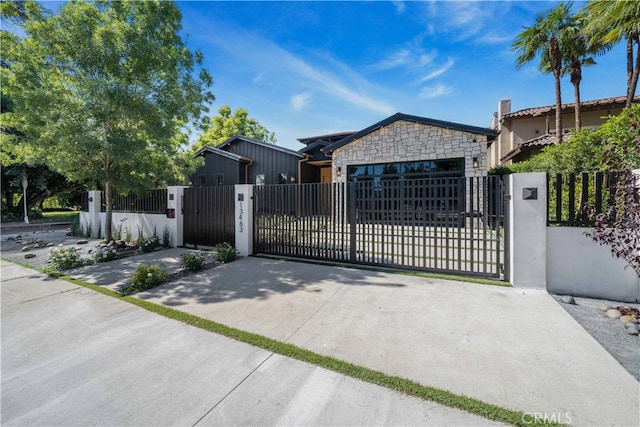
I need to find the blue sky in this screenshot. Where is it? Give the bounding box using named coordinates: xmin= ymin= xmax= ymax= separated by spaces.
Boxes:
xmin=177 ymin=1 xmax=629 ymax=151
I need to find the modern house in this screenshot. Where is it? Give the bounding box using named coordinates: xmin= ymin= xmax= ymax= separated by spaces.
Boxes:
xmin=488 ymin=95 xmax=638 ymax=168
xmin=192 ymin=135 xmax=309 ymax=186
xmin=192 ymin=113 xmax=497 ymax=187
xmin=297 ymin=131 xmax=355 ymax=183
xmin=323 ymin=113 xmax=496 ymax=183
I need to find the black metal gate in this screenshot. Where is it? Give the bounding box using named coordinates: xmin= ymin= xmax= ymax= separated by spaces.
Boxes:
xmin=183 ymin=186 xmax=235 ymax=246
xmin=254 ymin=177 xmax=507 ymax=279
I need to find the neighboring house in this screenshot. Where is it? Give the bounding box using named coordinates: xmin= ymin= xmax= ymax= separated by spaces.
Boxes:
xmin=297 ymin=131 xmax=355 ymax=183
xmin=489 ymin=95 xmax=639 ymax=168
xmin=191 ymin=135 xmax=308 ymax=186
xmin=323 ymin=113 xmax=496 ymax=183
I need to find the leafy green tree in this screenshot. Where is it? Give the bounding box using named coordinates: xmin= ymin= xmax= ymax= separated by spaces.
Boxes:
xmin=511 ymin=103 xmax=640 ymax=174
xmin=1 ymin=0 xmax=213 ymax=240
xmin=513 ymin=2 xmax=572 ymax=142
xmin=584 ymin=0 xmax=640 ymax=107
xmin=195 ymin=105 xmax=276 ymax=150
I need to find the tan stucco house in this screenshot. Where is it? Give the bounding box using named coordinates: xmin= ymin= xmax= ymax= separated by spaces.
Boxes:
xmin=488 ymin=95 xmax=639 ymax=168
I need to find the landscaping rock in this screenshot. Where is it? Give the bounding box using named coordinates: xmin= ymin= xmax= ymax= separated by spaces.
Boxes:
xmin=624 ymin=322 xmax=640 ymax=332
xmin=606 ymin=309 xmax=622 ymax=319
xmin=24 ymin=253 xmax=36 ymax=259
xmin=21 ymin=246 xmax=32 ymax=252
xmin=560 ymin=296 xmax=576 ymax=305
xmin=598 ymin=304 xmax=612 ymax=312
xmin=624 ymin=327 xmax=639 ymax=336
xmin=76 ymin=240 xmax=89 ymax=245
xmin=619 ymin=315 xmax=638 ymax=324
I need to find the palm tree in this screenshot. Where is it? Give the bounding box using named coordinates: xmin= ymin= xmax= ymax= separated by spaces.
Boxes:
xmin=513 ymin=2 xmax=572 ymax=142
xmin=554 ymin=11 xmax=611 ymax=130
xmin=585 ymin=1 xmax=640 ymax=107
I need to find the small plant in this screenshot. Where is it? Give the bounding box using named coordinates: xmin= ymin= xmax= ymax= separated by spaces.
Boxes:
xmin=47 ymin=245 xmax=85 ymax=270
xmin=216 ymin=242 xmax=239 ymax=263
xmin=124 ymin=227 xmax=132 ymax=243
xmin=123 ymin=264 xmax=168 ymax=294
xmin=94 ymin=246 xmax=119 ymax=263
xmin=115 ymin=218 xmax=126 ymax=240
xmin=139 ymin=234 xmax=161 ymax=253
xmin=181 ymin=252 xmax=205 ymax=271
xmin=162 ymin=226 xmax=171 ymax=248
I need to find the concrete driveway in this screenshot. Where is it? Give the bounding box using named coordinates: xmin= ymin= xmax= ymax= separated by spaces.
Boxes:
xmin=135 ymin=257 xmax=640 ymax=427
xmin=1 ymin=260 xmax=495 ymax=426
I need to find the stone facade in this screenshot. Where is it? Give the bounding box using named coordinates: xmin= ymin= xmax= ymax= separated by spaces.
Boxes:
xmin=332 ymin=120 xmax=487 ymax=182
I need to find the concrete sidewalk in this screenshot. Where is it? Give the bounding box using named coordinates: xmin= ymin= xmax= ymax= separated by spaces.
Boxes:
xmin=134 ymin=257 xmax=639 ymax=427
xmin=1 ymin=260 xmax=495 ymax=426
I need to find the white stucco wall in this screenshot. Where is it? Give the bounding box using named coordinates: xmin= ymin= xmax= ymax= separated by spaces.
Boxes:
xmin=332 ymin=120 xmax=488 ymax=182
xmin=547 ymin=227 xmax=639 ymax=303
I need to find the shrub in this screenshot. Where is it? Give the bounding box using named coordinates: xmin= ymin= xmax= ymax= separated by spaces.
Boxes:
xmin=47 ymin=245 xmax=85 ymax=270
xmin=162 ymin=226 xmax=171 ymax=248
xmin=94 ymin=246 xmax=119 ymax=263
xmin=181 ymin=252 xmax=205 ymax=271
xmin=139 ymin=234 xmax=161 ymax=253
xmin=70 ymin=216 xmax=91 ymax=237
xmin=124 ymin=264 xmax=168 ymax=294
xmin=28 ymin=207 xmax=43 ymax=219
xmin=216 ymin=242 xmax=239 ymax=263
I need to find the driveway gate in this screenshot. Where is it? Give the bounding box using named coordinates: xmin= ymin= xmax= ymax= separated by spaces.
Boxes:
xmin=254 ymin=177 xmax=507 ymax=279
xmin=183 ymin=186 xmax=235 ymax=246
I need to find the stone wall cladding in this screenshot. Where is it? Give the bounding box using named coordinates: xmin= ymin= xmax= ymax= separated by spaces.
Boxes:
xmin=332 ymin=120 xmax=488 ymax=182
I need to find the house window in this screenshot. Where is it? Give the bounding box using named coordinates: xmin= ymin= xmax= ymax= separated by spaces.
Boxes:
xmin=278 ymin=172 xmax=288 ymax=184
xmin=347 ymin=158 xmax=464 ymax=182
xmin=256 ymin=174 xmax=265 ymax=186
xmin=198 ymin=175 xmax=206 ymax=186
xmin=215 ymin=174 xmax=224 ymax=186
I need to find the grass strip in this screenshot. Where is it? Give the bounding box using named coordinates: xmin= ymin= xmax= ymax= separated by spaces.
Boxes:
xmin=254 ymin=254 xmax=511 ymax=287
xmin=4 ymin=258 xmax=550 ymax=425
xmin=57 ymin=274 xmax=548 ymax=426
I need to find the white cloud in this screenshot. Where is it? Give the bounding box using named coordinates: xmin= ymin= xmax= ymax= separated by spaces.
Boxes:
xmin=371 ymin=46 xmax=437 ymax=72
xmin=420 ymin=83 xmax=452 ymax=99
xmin=196 ymin=24 xmax=396 ymax=116
xmin=418 ymin=57 xmax=455 ymax=83
xmin=419 ymin=1 xmax=511 ymax=44
xmin=252 ymin=71 xmax=266 ymax=84
xmin=291 ymin=92 xmax=312 ymax=110
xmin=392 ymin=1 xmax=406 ymax=14
xmin=289 ymin=56 xmax=395 ymax=116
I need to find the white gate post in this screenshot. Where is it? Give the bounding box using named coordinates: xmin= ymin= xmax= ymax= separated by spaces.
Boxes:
xmin=167 ymin=186 xmax=187 ymax=247
xmin=87 ymin=190 xmax=102 ymax=239
xmin=234 ymin=184 xmax=254 ymax=257
xmin=508 ymin=172 xmax=547 ymax=289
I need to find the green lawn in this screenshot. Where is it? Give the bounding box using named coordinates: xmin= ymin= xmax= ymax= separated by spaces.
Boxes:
xmin=39 ymin=210 xmax=79 ymax=223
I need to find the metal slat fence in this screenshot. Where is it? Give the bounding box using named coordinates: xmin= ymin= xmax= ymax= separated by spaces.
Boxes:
xmin=254 ymin=177 xmax=506 ymax=279
xmin=101 ymin=189 xmax=167 ymax=214
xmin=547 ymin=172 xmax=619 ymax=226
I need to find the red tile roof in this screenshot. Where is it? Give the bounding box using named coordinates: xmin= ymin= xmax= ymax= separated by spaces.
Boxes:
xmin=503 ymin=95 xmax=638 ymax=119
xmin=501 ymin=133 xmax=563 ymax=162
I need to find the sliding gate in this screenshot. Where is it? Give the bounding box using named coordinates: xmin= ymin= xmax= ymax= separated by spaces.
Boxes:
xmin=254 ymin=177 xmax=507 ymax=279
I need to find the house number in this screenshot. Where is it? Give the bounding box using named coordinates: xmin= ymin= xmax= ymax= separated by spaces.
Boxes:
xmin=238 ymin=201 xmax=244 ymax=233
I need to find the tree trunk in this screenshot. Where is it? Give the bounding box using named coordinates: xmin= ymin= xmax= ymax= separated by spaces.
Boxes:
xmin=554 ymin=72 xmax=563 ymax=143
xmin=550 ymin=37 xmax=563 ymax=143
xmin=105 ymin=180 xmax=113 ymax=241
xmin=627 ymin=35 xmax=640 ymax=108
xmin=571 ymin=61 xmax=582 ymax=131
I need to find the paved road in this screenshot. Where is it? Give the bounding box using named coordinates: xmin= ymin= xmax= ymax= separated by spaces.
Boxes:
xmin=1 ymin=261 xmax=496 ymax=426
